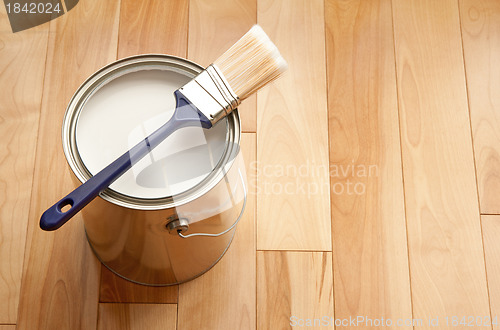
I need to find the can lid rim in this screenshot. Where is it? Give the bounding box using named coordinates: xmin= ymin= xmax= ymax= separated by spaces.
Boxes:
xmin=61 ymin=54 xmax=242 ymax=210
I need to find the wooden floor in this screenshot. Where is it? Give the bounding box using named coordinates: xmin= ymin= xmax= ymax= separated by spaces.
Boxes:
xmin=1 ymin=0 xmax=500 ymax=329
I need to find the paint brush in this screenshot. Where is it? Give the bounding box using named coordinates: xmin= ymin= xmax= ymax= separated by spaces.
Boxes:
xmin=40 ymin=25 xmax=287 ymax=231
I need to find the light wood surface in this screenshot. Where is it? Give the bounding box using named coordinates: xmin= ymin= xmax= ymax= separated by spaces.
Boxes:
xmin=97 ymin=304 xmax=177 ymax=330
xmin=100 ymin=267 xmax=178 ymax=303
xmin=118 ymin=0 xmax=188 ymax=59
xmin=1 ymin=0 xmax=500 ymax=329
xmin=188 ymin=0 xmax=257 ymax=132
xmin=482 ymin=215 xmax=500 ymax=330
xmin=326 ymin=0 xmax=412 ymax=326
xmin=460 ymin=0 xmax=500 ymax=214
xmin=15 ymin=1 xmax=120 ymax=329
xmin=256 ymin=0 xmax=331 ymax=251
xmin=393 ymin=0 xmax=491 ymax=324
xmin=177 ymin=134 xmax=256 ymax=330
xmin=0 ymin=9 xmax=48 ymax=324
xmin=257 ymin=251 xmax=334 ymax=329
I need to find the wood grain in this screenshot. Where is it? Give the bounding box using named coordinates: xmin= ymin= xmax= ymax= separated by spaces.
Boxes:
xmin=118 ymin=0 xmax=188 ymax=58
xmin=256 ymin=0 xmax=331 ymax=251
xmin=7 ymin=1 xmax=500 ymax=328
xmin=97 ymin=303 xmax=177 ymax=330
xmin=16 ymin=1 xmax=120 ymax=329
xmin=188 ymin=0 xmax=257 ymax=132
xmin=392 ymin=0 xmax=490 ymax=323
xmin=459 ymin=0 xmax=500 ymax=214
xmin=0 ymin=326 xmax=16 ymax=330
xmin=257 ymin=251 xmax=333 ymax=329
xmin=482 ymin=215 xmax=500 ymax=330
xmin=177 ymin=133 xmax=256 ymax=330
xmin=99 ymin=0 xmax=189 ymax=303
xmin=326 ymin=0 xmax=412 ymax=326
xmin=100 ymin=267 xmax=178 ymax=303
xmin=0 ymin=7 xmax=48 ymax=324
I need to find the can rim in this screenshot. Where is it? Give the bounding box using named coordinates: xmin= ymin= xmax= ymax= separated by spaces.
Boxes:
xmin=62 ymin=54 xmax=241 ymax=210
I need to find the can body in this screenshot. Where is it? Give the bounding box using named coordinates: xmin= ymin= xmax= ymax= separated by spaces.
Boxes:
xmin=62 ymin=55 xmax=245 ymax=285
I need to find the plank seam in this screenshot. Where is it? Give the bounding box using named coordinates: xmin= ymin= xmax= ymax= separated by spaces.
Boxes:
xmin=389 ymin=0 xmax=416 ymax=327
xmin=323 ymin=0 xmax=337 ymax=327
xmin=253 ymin=123 xmax=258 ymax=330
xmin=16 ymin=22 xmax=51 ymax=327
xmin=116 ymin=0 xmax=123 ymax=59
xmin=456 ymin=0 xmax=494 ymax=324
xmin=256 ymin=249 xmax=331 ymax=252
xmin=185 ymin=0 xmax=190 ymax=59
xmin=98 ymin=302 xmax=178 ymax=305
xmin=256 ymin=5 xmax=260 ymax=326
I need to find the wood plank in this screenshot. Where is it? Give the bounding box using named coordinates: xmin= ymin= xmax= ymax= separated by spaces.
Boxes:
xmin=188 ymin=0 xmax=257 ymax=132
xmin=16 ymin=1 xmax=120 ymax=329
xmin=0 ymin=7 xmax=48 ymax=324
xmin=0 ymin=326 xmax=16 ymax=330
xmin=100 ymin=267 xmax=178 ymax=303
xmin=97 ymin=303 xmax=177 ymax=330
xmin=118 ymin=0 xmax=188 ymax=58
xmin=392 ymin=0 xmax=491 ymax=324
xmin=460 ymin=0 xmax=500 ymax=214
xmin=256 ymin=0 xmax=331 ymax=251
xmin=482 ymin=215 xmax=500 ymax=330
xmin=99 ymin=0 xmax=189 ymax=303
xmin=257 ymin=251 xmax=333 ymax=329
xmin=325 ymin=0 xmax=412 ymax=326
xmin=177 ymin=133 xmax=256 ymax=329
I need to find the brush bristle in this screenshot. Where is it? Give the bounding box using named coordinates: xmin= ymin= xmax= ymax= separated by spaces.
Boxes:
xmin=214 ymin=25 xmax=288 ymax=101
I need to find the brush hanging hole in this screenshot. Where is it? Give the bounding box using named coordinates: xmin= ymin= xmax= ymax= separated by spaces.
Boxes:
xmin=58 ymin=199 xmax=73 ymax=213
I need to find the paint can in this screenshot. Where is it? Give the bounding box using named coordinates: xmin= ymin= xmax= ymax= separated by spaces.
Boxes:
xmin=61 ymin=55 xmax=246 ymax=285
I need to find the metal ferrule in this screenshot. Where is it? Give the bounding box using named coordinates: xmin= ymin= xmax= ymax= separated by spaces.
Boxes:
xmin=178 ymin=64 xmax=240 ymax=126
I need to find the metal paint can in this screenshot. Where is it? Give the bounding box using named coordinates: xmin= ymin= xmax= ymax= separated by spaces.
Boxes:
xmin=62 ymin=54 xmax=246 ymax=285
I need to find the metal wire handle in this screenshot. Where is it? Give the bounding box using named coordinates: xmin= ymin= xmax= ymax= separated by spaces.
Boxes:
xmin=177 ymin=169 xmax=247 ymax=238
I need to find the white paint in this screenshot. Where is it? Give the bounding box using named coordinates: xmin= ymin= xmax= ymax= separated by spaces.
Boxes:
xmin=76 ymin=68 xmax=228 ymax=199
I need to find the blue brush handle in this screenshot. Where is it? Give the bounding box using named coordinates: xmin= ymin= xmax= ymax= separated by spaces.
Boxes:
xmin=40 ymin=91 xmax=211 ymax=231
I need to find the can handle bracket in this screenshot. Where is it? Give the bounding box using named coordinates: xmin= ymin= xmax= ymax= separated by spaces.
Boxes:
xmin=166 ymin=217 xmax=189 ymax=234
xmin=176 ymin=169 xmax=247 ymax=239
